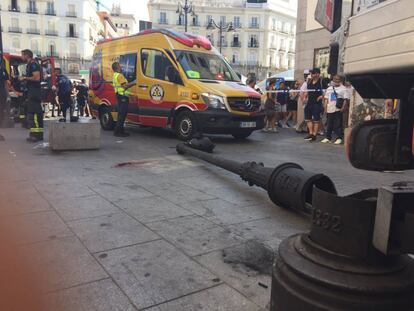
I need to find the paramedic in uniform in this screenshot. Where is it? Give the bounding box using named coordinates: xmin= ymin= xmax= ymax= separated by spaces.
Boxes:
xmin=19 ymin=49 xmax=43 ymax=142
xmin=112 ymin=62 xmax=136 ymax=137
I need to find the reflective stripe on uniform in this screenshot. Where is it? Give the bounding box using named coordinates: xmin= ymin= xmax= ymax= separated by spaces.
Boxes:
xmin=30 ymin=127 xmax=44 ymax=133
xmin=34 ymin=113 xmax=39 ymax=128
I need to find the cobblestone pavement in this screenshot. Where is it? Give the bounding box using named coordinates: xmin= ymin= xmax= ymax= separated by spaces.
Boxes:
xmin=1 ymin=122 xmax=413 ymax=310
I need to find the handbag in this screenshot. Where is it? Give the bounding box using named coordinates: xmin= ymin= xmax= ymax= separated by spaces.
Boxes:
xmin=333 ymin=86 xmax=344 ymax=109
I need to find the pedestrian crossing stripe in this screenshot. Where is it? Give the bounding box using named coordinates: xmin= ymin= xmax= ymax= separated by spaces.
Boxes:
xmin=150 ymin=84 xmax=164 ymax=102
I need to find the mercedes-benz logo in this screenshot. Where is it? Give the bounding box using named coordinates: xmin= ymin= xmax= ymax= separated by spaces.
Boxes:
xmin=245 ymin=99 xmax=252 ymax=109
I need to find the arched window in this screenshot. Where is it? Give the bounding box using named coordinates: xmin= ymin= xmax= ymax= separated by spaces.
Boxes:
xmin=49 ymin=41 xmax=56 ymax=56
xmin=31 ymin=39 xmax=39 ymax=54
xmin=69 ymin=42 xmax=77 ymax=57
xmin=12 ymin=38 xmax=20 ymax=49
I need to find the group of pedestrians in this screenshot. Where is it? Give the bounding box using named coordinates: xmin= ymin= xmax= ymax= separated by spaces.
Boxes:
xmin=259 ymin=68 xmax=352 ymax=145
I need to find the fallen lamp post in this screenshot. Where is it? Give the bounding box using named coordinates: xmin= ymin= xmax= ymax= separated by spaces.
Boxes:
xmin=176 ymin=138 xmax=414 ymax=310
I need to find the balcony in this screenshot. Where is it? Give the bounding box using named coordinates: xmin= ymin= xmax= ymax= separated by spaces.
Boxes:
xmin=45 ymin=9 xmax=56 ymax=16
xmin=233 ymin=23 xmax=242 ymax=29
xmin=45 ymin=29 xmax=58 ymax=36
xmin=231 ymin=41 xmax=241 ymax=48
xmin=67 ymin=32 xmax=78 ymax=38
xmin=27 ymin=28 xmax=41 ymax=35
xmin=8 ymin=5 xmax=20 ymax=12
xmin=27 ymin=7 xmax=38 ymax=14
xmin=249 ymin=23 xmax=260 ymax=29
xmin=158 ymin=19 xmax=168 ymax=24
xmin=248 ymin=42 xmax=259 ymax=48
xmin=66 ymin=11 xmax=77 ymax=17
xmin=8 ymin=26 xmax=22 ymax=33
xmin=46 ymin=51 xmax=59 ymax=57
xmin=191 ymin=21 xmax=200 ymax=27
xmin=288 ymin=47 xmax=295 ymax=54
xmin=217 ymin=41 xmax=228 ymax=48
xmin=176 ymin=20 xmax=184 ymax=26
xmin=67 ymin=53 xmax=80 ymax=59
xmin=279 ymin=47 xmax=286 ymax=52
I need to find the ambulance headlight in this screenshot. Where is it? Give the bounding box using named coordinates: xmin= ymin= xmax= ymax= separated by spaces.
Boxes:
xmin=201 ymin=93 xmax=226 ymax=110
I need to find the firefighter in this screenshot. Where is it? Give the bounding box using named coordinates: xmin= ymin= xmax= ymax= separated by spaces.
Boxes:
xmin=19 ymin=49 xmax=43 ymax=142
xmin=112 ymin=62 xmax=136 ymax=137
xmin=10 ymin=65 xmax=27 ymax=127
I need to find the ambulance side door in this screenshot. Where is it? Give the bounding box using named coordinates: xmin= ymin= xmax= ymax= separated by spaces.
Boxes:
xmin=137 ymin=48 xmax=182 ymax=127
xmin=117 ymin=53 xmax=139 ymax=124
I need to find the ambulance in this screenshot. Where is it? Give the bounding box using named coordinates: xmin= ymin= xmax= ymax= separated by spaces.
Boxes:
xmin=89 ymin=29 xmax=264 ymax=140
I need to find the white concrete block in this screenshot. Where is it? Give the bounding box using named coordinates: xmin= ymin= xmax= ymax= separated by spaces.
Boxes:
xmin=49 ymin=120 xmax=101 ymax=151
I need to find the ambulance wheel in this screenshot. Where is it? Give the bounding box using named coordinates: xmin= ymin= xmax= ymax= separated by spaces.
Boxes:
xmin=232 ymin=131 xmax=253 ymax=139
xmin=99 ymin=106 xmax=115 ymax=131
xmin=175 ymin=111 xmax=197 ymax=141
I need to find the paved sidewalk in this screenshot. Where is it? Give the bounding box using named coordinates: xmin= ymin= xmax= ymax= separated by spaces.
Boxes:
xmin=0 ymin=123 xmax=413 ymax=310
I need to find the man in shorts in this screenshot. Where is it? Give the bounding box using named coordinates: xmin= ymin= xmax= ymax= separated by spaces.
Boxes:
xmin=304 ymin=68 xmax=324 ymax=142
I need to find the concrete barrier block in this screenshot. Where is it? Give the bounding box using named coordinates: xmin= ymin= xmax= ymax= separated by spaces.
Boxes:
xmin=49 ymin=120 xmax=101 ymax=151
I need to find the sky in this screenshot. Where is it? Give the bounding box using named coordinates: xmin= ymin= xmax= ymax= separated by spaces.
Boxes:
xmin=103 ymin=0 xmax=150 ymax=23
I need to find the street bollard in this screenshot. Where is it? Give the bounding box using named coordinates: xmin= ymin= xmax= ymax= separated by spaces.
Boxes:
xmin=176 ymin=139 xmax=414 ymax=310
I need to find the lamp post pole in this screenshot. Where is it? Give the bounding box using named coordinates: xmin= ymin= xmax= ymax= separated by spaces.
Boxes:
xmin=177 ymin=0 xmax=195 ymax=33
xmin=206 ymin=19 xmax=234 ymax=54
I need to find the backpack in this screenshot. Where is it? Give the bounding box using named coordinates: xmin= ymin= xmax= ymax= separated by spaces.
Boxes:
xmin=58 ymin=76 xmax=73 ymax=96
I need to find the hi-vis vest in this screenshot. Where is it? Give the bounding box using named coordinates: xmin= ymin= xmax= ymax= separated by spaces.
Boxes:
xmin=112 ymin=72 xmax=129 ymax=96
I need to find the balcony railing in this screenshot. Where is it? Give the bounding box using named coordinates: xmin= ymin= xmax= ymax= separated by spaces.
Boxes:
xmin=279 ymin=47 xmax=286 ymax=52
xmin=67 ymin=53 xmax=80 ymax=59
xmin=231 ymin=41 xmax=241 ymax=47
xmin=27 ymin=7 xmax=38 ymax=14
xmin=8 ymin=5 xmax=20 ymax=12
xmin=158 ymin=19 xmax=168 ymax=24
xmin=248 ymin=42 xmax=259 ymax=48
xmin=8 ymin=27 xmax=22 ymax=33
xmin=27 ymin=28 xmax=41 ymax=34
xmin=233 ymin=23 xmax=242 ymax=28
xmin=217 ymin=41 xmax=228 ymax=47
xmin=46 ymin=51 xmax=59 ymax=57
xmin=67 ymin=32 xmax=78 ymax=38
xmin=45 ymin=29 xmax=58 ymax=36
xmin=176 ymin=20 xmax=184 ymax=26
xmin=191 ymin=21 xmax=200 ymax=26
xmin=249 ymin=23 xmax=260 ymax=29
xmin=66 ymin=11 xmax=77 ymax=17
xmin=45 ymin=9 xmax=56 ymax=16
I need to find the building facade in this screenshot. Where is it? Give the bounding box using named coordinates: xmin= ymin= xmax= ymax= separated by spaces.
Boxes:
xmin=0 ymin=0 xmax=102 ymax=75
xmin=148 ymin=0 xmax=297 ymax=80
xmin=110 ymin=4 xmax=136 ymax=36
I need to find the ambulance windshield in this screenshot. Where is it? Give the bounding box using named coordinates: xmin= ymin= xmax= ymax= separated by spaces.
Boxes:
xmin=175 ymin=50 xmax=240 ymax=82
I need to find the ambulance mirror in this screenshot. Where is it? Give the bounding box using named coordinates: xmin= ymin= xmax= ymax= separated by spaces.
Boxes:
xmin=347 ymin=119 xmax=414 ymax=171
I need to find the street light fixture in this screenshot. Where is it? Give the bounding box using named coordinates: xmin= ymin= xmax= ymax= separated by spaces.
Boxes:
xmin=206 ymin=19 xmax=234 ymax=54
xmin=176 ymin=0 xmax=196 ymax=33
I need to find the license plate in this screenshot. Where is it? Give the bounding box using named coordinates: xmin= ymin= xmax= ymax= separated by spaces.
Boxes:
xmin=240 ymin=122 xmax=256 ymax=128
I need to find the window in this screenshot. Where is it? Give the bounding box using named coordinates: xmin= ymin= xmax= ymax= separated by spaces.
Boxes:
xmin=206 ymin=15 xmax=212 ymax=26
xmin=175 ymin=50 xmax=239 ymax=81
xmin=141 ymin=49 xmax=177 ymax=82
xmin=48 ymin=21 xmax=55 ymax=30
xmin=11 ymin=18 xmax=19 ymax=28
xmin=251 ymin=17 xmax=259 ymax=28
xmin=314 ymin=47 xmax=330 ymax=77
xmin=232 ymin=53 xmax=238 ymax=64
xmin=220 ymin=16 xmax=226 ymax=26
xmin=69 ymin=43 xmax=77 ymax=57
xmin=46 ymin=1 xmax=55 ymax=14
xmin=30 ymin=20 xmax=37 ymax=29
xmin=249 ymin=34 xmax=258 ymax=47
xmin=160 ymin=12 xmax=167 ymax=24
xmin=119 ymin=53 xmax=137 ymax=82
xmin=68 ymin=23 xmax=76 ymax=37
xmin=272 ymin=18 xmax=276 ymax=30
xmin=29 ymin=0 xmax=37 ymax=12
xmin=11 ymin=0 xmax=18 ymax=10
xmin=234 ymin=16 xmax=240 ymax=28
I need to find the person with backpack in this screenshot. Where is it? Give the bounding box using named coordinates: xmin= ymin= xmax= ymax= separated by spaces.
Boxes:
xmin=54 ymin=68 xmax=73 ymax=122
xmin=321 ymin=75 xmax=350 ymax=145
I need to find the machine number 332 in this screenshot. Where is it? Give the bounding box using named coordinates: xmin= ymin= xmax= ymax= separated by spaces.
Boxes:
xmin=311 ymin=208 xmax=342 ymax=233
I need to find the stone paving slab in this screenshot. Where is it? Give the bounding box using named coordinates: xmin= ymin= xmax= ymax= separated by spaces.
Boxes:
xmin=36 ymin=181 xmax=97 ymax=204
xmin=95 ymin=240 xmax=220 ymax=310
xmin=195 ymin=249 xmax=272 ymax=309
xmin=147 ymin=215 xmax=245 ymax=256
xmin=180 ymin=198 xmax=274 ymax=226
xmin=91 ymin=181 xmax=154 ymax=202
xmin=68 ymin=213 xmax=160 ymax=253
xmin=51 ymin=195 xmax=121 ymax=222
xmin=0 ymin=182 xmax=51 ymax=215
xmin=24 ymin=236 xmax=108 ymax=292
xmin=142 ymin=183 xmax=216 ymax=205
xmin=7 ymin=211 xmax=72 ymax=245
xmin=145 ymin=284 xmax=265 ymax=311
xmin=115 ymin=196 xmax=194 ymax=224
xmin=45 ymin=279 xmax=137 ymax=311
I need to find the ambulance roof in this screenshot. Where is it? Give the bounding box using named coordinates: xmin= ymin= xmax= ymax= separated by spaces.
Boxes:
xmin=98 ymin=29 xmax=212 ymax=51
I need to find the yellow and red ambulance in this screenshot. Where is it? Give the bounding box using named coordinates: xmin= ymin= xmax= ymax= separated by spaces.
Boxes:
xmin=89 ymin=29 xmax=264 ymax=140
